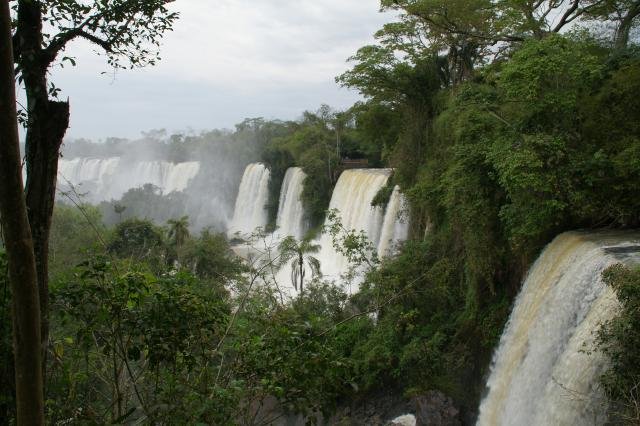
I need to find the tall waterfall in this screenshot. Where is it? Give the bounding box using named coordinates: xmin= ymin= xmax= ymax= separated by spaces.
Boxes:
xmin=57 ymin=157 xmax=200 ymax=202
xmin=377 ymin=185 xmax=410 ymax=258
xmin=477 ymin=231 xmax=640 ymax=426
xmin=275 ymin=167 xmax=307 ymax=240
xmin=228 ymin=163 xmax=271 ymax=238
xmin=316 ymin=169 xmax=391 ymax=285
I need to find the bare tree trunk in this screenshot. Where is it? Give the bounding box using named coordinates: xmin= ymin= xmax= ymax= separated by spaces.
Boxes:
xmin=0 ymin=1 xmax=45 ymax=424
xmin=615 ymin=3 xmax=640 ymax=49
xmin=16 ymin=0 xmax=70 ymax=377
xmin=24 ymin=99 xmax=69 ymax=370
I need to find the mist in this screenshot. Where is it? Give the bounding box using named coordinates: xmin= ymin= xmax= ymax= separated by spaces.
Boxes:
xmin=58 ymin=121 xmax=268 ymax=231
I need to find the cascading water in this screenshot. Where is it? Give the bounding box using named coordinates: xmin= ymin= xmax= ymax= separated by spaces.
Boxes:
xmin=377 ymin=185 xmax=410 ymax=258
xmin=315 ymin=169 xmax=391 ymax=287
xmin=227 ymin=163 xmax=271 ymax=238
xmin=477 ymin=231 xmax=640 ymax=426
xmin=274 ymin=167 xmax=307 ymax=240
xmin=57 ymin=157 xmax=200 ymax=202
xmin=235 ymin=167 xmax=410 ymax=297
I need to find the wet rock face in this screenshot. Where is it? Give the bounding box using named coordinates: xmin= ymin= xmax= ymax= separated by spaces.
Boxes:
xmin=412 ymin=391 xmax=461 ymax=426
xmin=261 ymin=390 xmax=462 ymax=426
xmin=327 ymin=390 xmax=460 ymax=426
xmin=328 ymin=390 xmax=411 ymax=425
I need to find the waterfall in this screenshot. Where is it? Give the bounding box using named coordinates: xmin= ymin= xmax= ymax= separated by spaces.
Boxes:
xmin=477 ymin=231 xmax=640 ymax=426
xmin=227 ymin=163 xmax=271 ymax=238
xmin=377 ymin=185 xmax=410 ymax=258
xmin=57 ymin=157 xmax=200 ymax=202
xmin=234 ymin=167 xmax=411 ymax=297
xmin=275 ymin=167 xmax=307 ymax=240
xmin=315 ymin=169 xmax=391 ymax=286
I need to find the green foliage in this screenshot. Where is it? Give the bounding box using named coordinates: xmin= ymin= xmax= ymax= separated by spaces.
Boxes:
xmin=334 ymin=30 xmax=640 ymax=411
xmin=40 ymin=245 xmax=372 ymax=424
xmin=180 ymin=228 xmax=247 ymax=288
xmin=498 ymin=34 xmax=606 ymax=130
xmin=230 ymin=300 xmax=354 ymax=420
xmin=107 ymin=218 xmax=166 ymax=271
xmin=347 ymin=236 xmax=509 ymax=404
xmin=262 ymin=146 xmax=295 ymax=229
xmin=29 ymin=0 xmax=179 ymax=70
xmin=167 ymin=216 xmax=190 ymax=247
xmin=100 ymin=183 xmax=189 ymax=227
xmin=597 ymin=264 xmax=640 ymax=424
xmin=49 ymin=203 xmax=104 ymax=280
xmin=47 ymin=256 xmax=230 ymax=424
xmin=348 ymin=101 xmax=402 ymax=165
xmin=371 ymin=179 xmax=395 ymax=208
xmin=260 ymin=108 xmax=342 ymax=229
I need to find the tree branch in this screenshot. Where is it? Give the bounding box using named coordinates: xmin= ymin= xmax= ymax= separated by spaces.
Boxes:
xmin=552 ymin=0 xmax=581 ymax=32
xmin=43 ymin=27 xmax=112 ymax=66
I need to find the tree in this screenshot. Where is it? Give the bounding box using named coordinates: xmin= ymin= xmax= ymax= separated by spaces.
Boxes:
xmin=613 ymin=0 xmax=640 ymax=47
xmin=11 ymin=0 xmax=179 ymax=368
xmin=277 ymin=237 xmax=321 ymax=294
xmin=0 ymin=1 xmax=44 ymax=423
xmin=585 ymin=0 xmax=640 ymax=47
xmin=107 ymin=219 xmax=166 ymax=268
xmin=375 ymin=0 xmax=633 ymax=81
xmin=181 ymin=229 xmax=245 ymax=288
xmin=167 ymin=216 xmax=190 ymax=250
xmin=113 ymin=203 xmax=126 ymax=223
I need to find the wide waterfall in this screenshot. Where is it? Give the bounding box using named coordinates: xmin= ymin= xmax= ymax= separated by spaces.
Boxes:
xmin=477 ymin=231 xmax=640 ymax=426
xmin=316 ymin=169 xmax=391 ymax=286
xmin=275 ymin=167 xmax=308 ymax=240
xmin=228 ymin=163 xmax=271 ymax=238
xmin=57 ymin=157 xmax=200 ymax=202
xmin=377 ymin=185 xmax=410 ymax=258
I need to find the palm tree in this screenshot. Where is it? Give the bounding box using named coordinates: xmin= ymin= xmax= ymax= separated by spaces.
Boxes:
xmin=113 ymin=203 xmax=126 ymax=223
xmin=277 ymin=236 xmax=321 ymax=294
xmin=167 ymin=216 xmax=190 ymax=250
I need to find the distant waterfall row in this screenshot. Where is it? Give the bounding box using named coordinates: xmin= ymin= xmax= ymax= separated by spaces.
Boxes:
xmin=228 ymin=163 xmax=410 ymax=286
xmin=477 ymin=232 xmax=640 ymax=425
xmin=57 ymin=157 xmax=200 ymax=202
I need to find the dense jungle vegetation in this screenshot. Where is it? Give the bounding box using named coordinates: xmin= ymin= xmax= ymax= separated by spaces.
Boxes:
xmin=2 ymin=0 xmax=640 ymax=424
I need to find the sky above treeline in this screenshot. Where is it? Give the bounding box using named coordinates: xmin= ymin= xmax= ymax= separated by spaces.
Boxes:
xmin=41 ymin=0 xmax=392 ymax=140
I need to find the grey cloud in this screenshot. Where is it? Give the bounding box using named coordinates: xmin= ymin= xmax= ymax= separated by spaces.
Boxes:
xmin=43 ymin=0 xmax=392 ymax=139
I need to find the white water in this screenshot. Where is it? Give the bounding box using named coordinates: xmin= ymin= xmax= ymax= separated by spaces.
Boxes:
xmin=316 ymin=169 xmax=391 ymax=287
xmin=389 ymin=414 xmax=416 ymax=426
xmin=234 ymin=168 xmax=411 ymax=297
xmin=378 ymin=185 xmax=410 ymax=258
xmin=57 ymin=157 xmax=200 ymax=202
xmin=227 ymin=163 xmax=271 ymax=238
xmin=477 ymin=231 xmax=640 ymax=426
xmin=275 ymin=167 xmax=307 ymax=240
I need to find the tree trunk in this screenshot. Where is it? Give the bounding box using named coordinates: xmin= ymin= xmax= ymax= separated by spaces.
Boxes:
xmin=0 ymin=1 xmax=45 ymax=424
xmin=615 ymin=4 xmax=640 ymax=49
xmin=16 ymin=0 xmax=70 ymax=376
xmin=298 ymin=253 xmax=304 ymax=294
xmin=24 ymin=100 xmax=69 ymax=368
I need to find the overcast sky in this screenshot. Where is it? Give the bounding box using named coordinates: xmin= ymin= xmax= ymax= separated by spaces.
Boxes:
xmin=42 ymin=0 xmax=392 ymax=140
